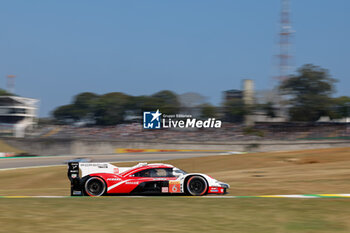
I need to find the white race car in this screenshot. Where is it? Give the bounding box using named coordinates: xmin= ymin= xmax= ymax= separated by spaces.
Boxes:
xmin=68 ymin=162 xmax=230 ymax=196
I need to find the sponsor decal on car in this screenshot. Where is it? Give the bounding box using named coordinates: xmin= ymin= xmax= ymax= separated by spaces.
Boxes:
xmin=107 ymin=178 xmax=121 ymax=181
xmin=169 ymin=181 xmax=181 ymax=193
xmin=125 ymin=181 xmax=139 ymax=185
xmin=162 ymin=187 xmax=169 ymax=193
xmin=80 ymin=163 xmax=108 ymax=168
xmin=209 ymin=187 xmax=224 ymax=194
xmin=73 ymin=191 xmax=82 ymax=195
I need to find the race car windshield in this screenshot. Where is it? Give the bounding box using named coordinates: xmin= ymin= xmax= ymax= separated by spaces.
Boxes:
xmin=173 ymin=168 xmax=187 ymax=176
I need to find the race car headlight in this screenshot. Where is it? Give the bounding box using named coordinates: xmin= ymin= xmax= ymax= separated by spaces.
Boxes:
xmin=220 ymin=183 xmax=230 ymax=189
xmin=216 ymin=181 xmax=230 ymax=189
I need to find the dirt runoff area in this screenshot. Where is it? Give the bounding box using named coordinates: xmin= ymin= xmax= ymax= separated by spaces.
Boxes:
xmin=172 ymin=147 xmax=350 ymax=196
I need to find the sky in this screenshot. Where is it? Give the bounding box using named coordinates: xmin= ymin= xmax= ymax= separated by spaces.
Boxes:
xmin=0 ymin=0 xmax=349 ymax=117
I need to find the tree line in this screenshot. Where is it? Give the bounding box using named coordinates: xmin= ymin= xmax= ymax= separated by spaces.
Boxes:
xmin=52 ymin=64 xmax=350 ymax=125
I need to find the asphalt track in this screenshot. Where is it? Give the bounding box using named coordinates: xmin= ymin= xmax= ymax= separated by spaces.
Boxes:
xmin=0 ymin=152 xmax=222 ymax=170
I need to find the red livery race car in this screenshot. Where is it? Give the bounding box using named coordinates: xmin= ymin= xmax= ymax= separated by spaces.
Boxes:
xmin=67 ymin=162 xmax=229 ymax=196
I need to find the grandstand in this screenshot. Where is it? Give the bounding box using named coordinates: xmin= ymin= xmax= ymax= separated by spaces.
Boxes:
xmin=0 ymin=96 xmax=39 ymax=137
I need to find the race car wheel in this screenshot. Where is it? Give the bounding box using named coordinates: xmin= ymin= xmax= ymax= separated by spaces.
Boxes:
xmin=186 ymin=176 xmax=208 ymax=196
xmin=84 ymin=177 xmax=106 ymax=196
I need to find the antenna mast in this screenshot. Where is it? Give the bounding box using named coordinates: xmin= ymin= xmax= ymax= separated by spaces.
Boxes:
xmin=278 ymin=0 xmax=293 ymax=81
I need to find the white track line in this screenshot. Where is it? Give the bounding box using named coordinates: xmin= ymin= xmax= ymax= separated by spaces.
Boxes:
xmin=1 ymin=194 xmax=350 ymax=199
xmin=0 ymin=164 xmax=65 ymax=171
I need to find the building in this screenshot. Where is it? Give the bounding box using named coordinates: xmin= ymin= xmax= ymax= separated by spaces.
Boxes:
xmin=223 ymin=80 xmax=288 ymax=124
xmin=242 ymin=79 xmax=254 ymax=105
xmin=223 ymin=80 xmax=255 ymax=104
xmin=0 ymin=96 xmax=39 ymax=137
xmin=223 ymin=89 xmax=243 ymax=102
xmin=222 ymin=80 xmax=256 ymax=125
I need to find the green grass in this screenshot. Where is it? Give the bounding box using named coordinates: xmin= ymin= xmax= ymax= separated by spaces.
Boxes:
xmin=0 ymin=198 xmax=350 ymax=233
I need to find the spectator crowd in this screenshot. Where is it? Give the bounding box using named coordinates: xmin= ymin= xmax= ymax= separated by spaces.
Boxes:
xmin=33 ymin=123 xmax=350 ymax=142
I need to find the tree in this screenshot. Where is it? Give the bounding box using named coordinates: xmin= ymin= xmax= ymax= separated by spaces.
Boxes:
xmin=52 ymin=90 xmax=181 ymax=125
xmin=151 ymin=90 xmax=180 ymax=114
xmin=200 ymin=103 xmax=217 ymax=119
xmin=74 ymin=92 xmax=99 ymax=109
xmin=132 ymin=95 xmax=158 ymax=112
xmin=72 ymin=92 xmax=99 ymax=120
xmin=331 ymin=96 xmax=350 ymax=119
xmin=52 ymin=93 xmax=99 ymax=123
xmin=280 ymin=64 xmax=337 ymax=121
xmin=178 ymin=92 xmax=207 ymax=108
xmin=260 ymin=102 xmax=276 ymax=118
xmin=0 ymin=88 xmax=14 ymax=96
xmin=52 ymin=104 xmax=80 ymax=122
xmin=93 ymin=92 xmax=131 ymax=125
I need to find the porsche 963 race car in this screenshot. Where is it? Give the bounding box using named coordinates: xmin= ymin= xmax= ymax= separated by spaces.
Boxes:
xmin=68 ymin=162 xmax=229 ymax=196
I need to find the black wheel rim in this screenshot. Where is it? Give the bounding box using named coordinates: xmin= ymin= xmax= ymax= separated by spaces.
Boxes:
xmin=86 ymin=179 xmax=104 ymax=196
xmin=189 ymin=178 xmax=206 ymax=195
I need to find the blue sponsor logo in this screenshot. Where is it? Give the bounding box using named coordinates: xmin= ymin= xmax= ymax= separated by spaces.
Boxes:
xmin=143 ymin=109 xmax=162 ymax=129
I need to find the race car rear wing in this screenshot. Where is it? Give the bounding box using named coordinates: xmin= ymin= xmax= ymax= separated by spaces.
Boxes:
xmin=67 ymin=162 xmax=83 ymax=196
xmin=67 ymin=162 xmax=125 ymax=196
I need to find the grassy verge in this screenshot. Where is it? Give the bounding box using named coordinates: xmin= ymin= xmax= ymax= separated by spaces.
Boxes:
xmin=1 ymin=198 xmax=350 ymax=233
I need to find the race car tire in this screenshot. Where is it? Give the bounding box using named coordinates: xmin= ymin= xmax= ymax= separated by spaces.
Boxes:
xmin=186 ymin=176 xmax=208 ymax=196
xmin=84 ymin=177 xmax=106 ymax=196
